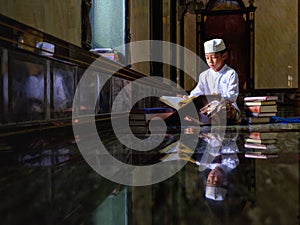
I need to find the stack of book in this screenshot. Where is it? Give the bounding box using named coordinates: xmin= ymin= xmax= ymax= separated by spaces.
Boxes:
xmin=243 ymin=96 xmax=278 ymax=124
xmin=129 ymin=107 xmax=174 ymax=134
xmin=244 ymin=131 xmax=279 ymax=159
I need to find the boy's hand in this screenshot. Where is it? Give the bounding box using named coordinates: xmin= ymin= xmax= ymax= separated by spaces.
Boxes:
xmin=176 ymin=94 xmax=188 ymax=99
xmin=200 ymin=100 xmax=225 ymax=117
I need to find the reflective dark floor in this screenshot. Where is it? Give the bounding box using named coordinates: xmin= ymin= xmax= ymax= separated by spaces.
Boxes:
xmin=0 ymin=109 xmax=299 ymax=225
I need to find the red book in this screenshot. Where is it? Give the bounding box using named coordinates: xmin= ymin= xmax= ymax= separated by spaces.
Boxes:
xmin=245 ymin=105 xmax=277 ymax=113
xmin=248 ymin=132 xmax=278 ymax=140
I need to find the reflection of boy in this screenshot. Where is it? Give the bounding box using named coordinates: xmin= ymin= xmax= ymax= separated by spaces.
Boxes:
xmin=206 ymin=166 xmax=228 ymax=201
xmin=204 ymin=163 xmax=249 ymax=225
xmin=195 ymin=131 xmax=240 ymax=201
xmin=25 ymin=74 xmax=44 ymax=102
xmin=53 ymin=74 xmax=68 ymax=111
xmin=205 ymin=159 xmax=239 ymax=201
xmin=25 ymin=63 xmax=44 ymax=113
xmin=186 ymin=39 xmax=240 ymax=124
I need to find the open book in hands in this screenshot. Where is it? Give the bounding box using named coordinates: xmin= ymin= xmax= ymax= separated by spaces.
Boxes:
xmin=159 ymin=94 xmax=222 ymax=125
xmin=159 ymin=95 xmax=222 ymax=115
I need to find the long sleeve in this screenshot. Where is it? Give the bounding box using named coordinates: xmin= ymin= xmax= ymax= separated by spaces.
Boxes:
xmin=188 ymin=77 xmax=205 ymax=98
xmin=222 ymin=70 xmax=239 ymax=102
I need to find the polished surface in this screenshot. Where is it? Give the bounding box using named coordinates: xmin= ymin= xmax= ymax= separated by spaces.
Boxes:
xmin=0 ymin=117 xmax=299 ymax=225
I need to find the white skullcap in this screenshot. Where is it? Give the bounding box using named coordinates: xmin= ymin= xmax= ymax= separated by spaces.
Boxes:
xmin=204 ymin=39 xmax=226 ymax=53
xmin=205 ymin=186 xmax=227 ymax=201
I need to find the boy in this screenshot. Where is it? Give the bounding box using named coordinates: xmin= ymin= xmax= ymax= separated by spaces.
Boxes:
xmin=185 ymin=38 xmax=240 ymax=124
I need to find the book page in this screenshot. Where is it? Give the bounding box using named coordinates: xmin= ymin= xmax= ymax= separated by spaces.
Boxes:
xmin=159 ymin=96 xmax=194 ymax=110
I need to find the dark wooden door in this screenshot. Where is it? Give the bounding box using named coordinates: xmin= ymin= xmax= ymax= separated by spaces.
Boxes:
xmin=203 ymin=13 xmax=249 ymax=90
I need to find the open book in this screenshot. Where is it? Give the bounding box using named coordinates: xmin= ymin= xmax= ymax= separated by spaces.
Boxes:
xmin=159 ymin=94 xmax=221 ymax=125
xmin=159 ymin=96 xmax=196 ymax=110
xmin=159 ymin=95 xmax=221 ymax=111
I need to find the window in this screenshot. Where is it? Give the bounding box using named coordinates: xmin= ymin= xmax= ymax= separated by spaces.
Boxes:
xmin=89 ymin=0 xmax=127 ymax=64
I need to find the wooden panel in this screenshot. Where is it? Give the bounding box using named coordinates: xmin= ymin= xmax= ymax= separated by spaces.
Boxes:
xmin=184 ymin=13 xmax=198 ymax=91
xmin=0 ymin=0 xmax=81 ymax=46
xmin=129 ymin=0 xmax=150 ymax=75
xmin=255 ymin=0 xmax=298 ymax=89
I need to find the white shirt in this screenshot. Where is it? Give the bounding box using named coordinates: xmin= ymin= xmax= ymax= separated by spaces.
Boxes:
xmin=189 ymin=64 xmax=240 ymax=111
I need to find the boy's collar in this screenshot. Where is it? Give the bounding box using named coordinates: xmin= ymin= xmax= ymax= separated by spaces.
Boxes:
xmin=210 ymin=64 xmax=227 ymax=74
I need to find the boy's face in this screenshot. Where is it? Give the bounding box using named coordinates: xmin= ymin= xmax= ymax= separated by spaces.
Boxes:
xmin=205 ymin=52 xmax=227 ymax=72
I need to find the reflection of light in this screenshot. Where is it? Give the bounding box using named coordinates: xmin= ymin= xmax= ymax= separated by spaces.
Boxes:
xmin=80 ymin=106 xmax=88 ymax=110
xmin=288 ymin=75 xmax=293 ymax=88
xmin=287 ymin=65 xmax=293 ymax=88
xmin=184 ymin=127 xmax=200 ymax=134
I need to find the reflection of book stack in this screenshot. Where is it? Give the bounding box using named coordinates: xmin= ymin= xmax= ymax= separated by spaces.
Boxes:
xmin=244 ymin=131 xmax=279 ymax=159
xmin=129 ymin=107 xmax=174 ymax=134
xmin=244 ymin=142 xmax=277 ymax=150
xmin=244 ymin=152 xmax=279 ymax=159
xmin=244 ymin=96 xmax=278 ymax=124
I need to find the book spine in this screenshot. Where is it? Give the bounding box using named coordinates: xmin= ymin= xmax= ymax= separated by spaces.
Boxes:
xmin=244 ymin=153 xmax=278 ymax=159
xmin=131 ymin=108 xmax=174 ymax=114
xmin=247 ymin=118 xmax=270 ymax=124
xmin=244 ymin=96 xmax=278 ymax=102
xmin=244 ymin=100 xmax=277 ymax=106
xmin=145 ymin=112 xmax=173 ymax=120
xmin=244 ymin=96 xmax=267 ymax=101
xmin=244 ymin=143 xmax=267 ymax=149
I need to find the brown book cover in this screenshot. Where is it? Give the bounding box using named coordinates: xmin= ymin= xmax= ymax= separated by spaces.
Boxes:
xmin=247 ymin=117 xmax=271 ymax=124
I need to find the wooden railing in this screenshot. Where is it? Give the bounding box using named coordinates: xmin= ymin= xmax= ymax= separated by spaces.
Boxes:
xmin=0 ymin=14 xmax=179 ymax=133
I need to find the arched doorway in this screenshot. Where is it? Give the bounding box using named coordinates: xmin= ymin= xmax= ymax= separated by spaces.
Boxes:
xmin=196 ymin=0 xmax=256 ymax=90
